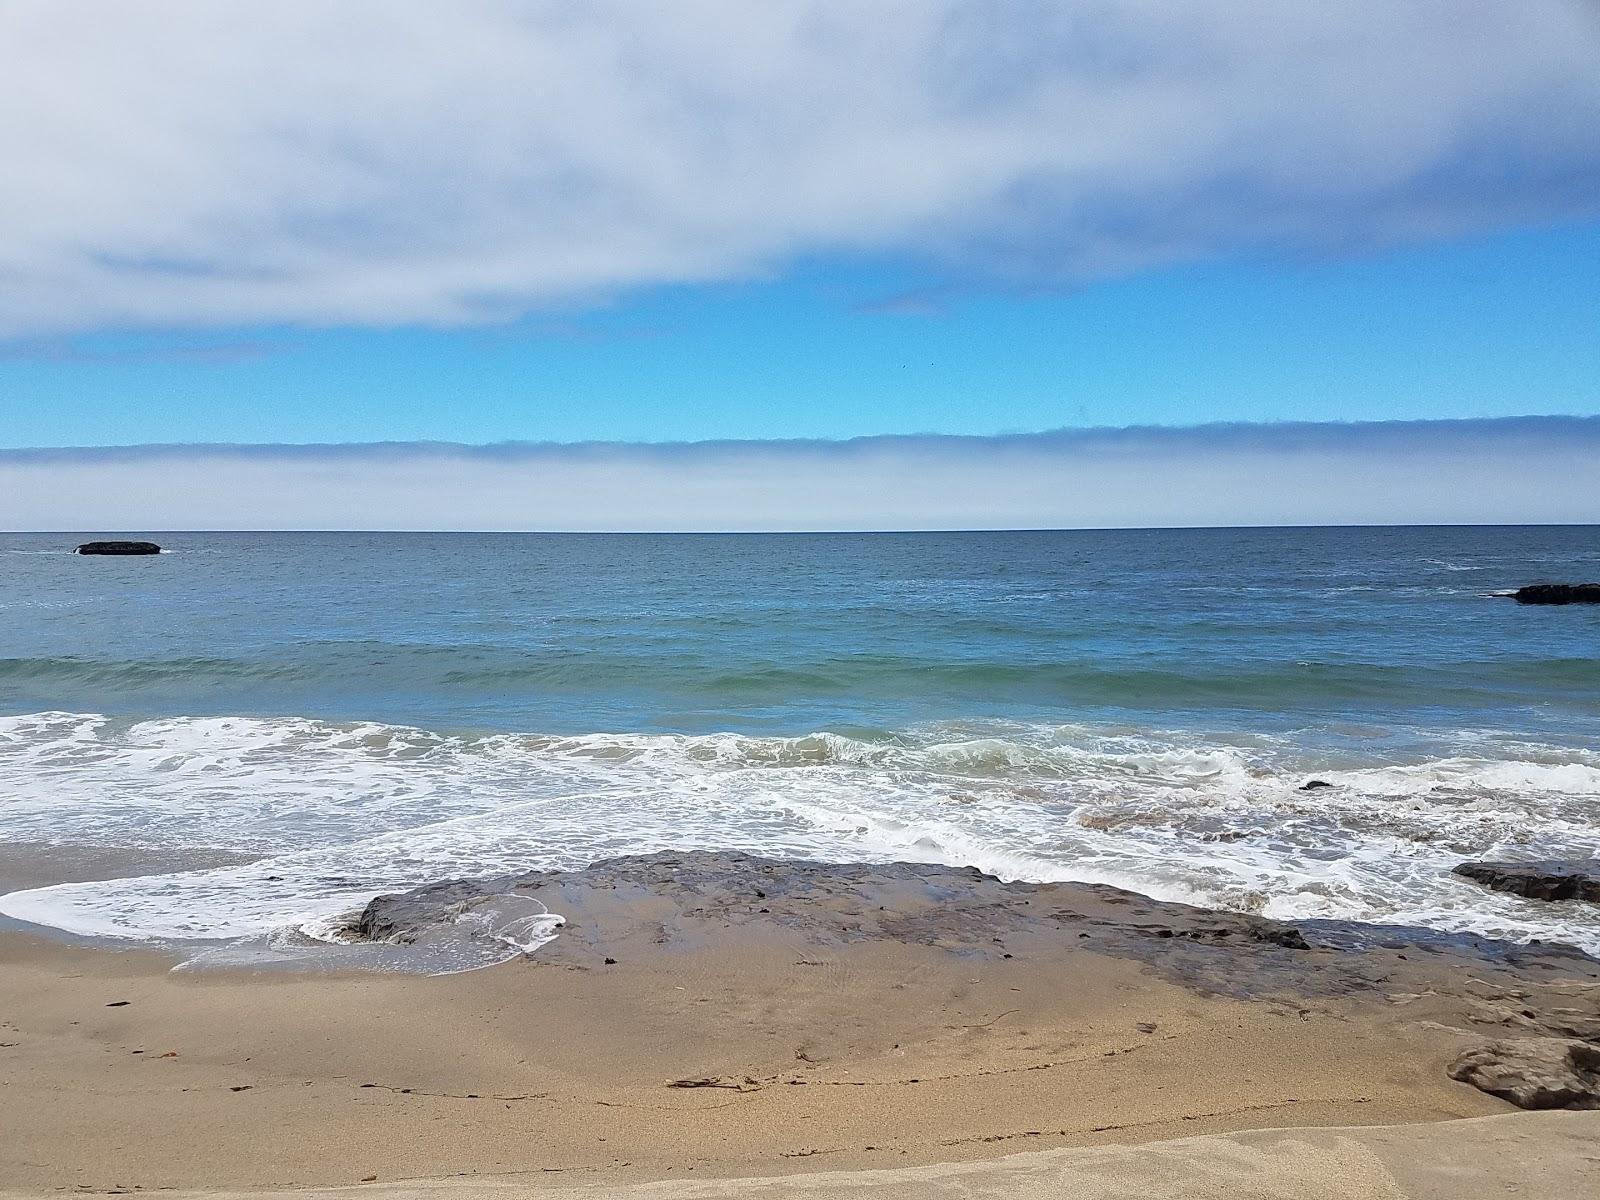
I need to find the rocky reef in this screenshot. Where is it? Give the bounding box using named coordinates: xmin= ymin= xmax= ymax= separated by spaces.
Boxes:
xmin=1453 ymin=859 xmax=1600 ymax=904
xmin=344 ymin=851 xmax=1600 ymax=1110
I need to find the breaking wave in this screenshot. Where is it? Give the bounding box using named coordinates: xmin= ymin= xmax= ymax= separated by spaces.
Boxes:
xmin=3 ymin=711 xmax=1599 ymax=957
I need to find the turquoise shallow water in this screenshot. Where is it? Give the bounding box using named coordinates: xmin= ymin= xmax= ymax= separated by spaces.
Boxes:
xmin=1 ymin=527 xmax=1598 ymax=956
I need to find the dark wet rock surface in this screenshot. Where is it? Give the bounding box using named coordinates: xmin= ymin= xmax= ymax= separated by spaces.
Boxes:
xmin=1453 ymin=860 xmax=1600 ymax=904
xmin=74 ymin=540 xmax=161 ymax=555
xmin=348 ymin=851 xmax=1598 ymax=979
xmin=1509 ymin=583 xmax=1600 ymax=605
xmin=347 ymin=851 xmax=1334 ymax=994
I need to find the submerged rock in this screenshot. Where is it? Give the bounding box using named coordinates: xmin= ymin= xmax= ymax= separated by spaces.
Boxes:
xmin=75 ymin=540 xmax=161 ymax=555
xmin=1453 ymin=860 xmax=1600 ymax=904
xmin=1509 ymin=583 xmax=1600 ymax=605
xmin=1448 ymin=1038 xmax=1600 ymax=1110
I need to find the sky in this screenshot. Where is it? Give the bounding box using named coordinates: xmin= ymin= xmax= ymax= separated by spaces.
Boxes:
xmin=2 ymin=1 xmax=1599 ymax=528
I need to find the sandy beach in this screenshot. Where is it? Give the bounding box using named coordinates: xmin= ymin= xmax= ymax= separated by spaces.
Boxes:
xmin=11 ymin=1112 xmax=1588 ymax=1200
xmin=4 ymin=852 xmax=1597 ymax=1196
xmin=10 ymin=0 xmax=1600 ymax=1194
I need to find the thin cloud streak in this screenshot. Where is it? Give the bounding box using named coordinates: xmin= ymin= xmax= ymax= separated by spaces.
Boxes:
xmin=4 ymin=418 xmax=1597 ymax=532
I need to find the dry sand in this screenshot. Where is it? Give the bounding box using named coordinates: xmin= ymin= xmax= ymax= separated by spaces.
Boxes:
xmin=1 ymin=851 xmax=1596 ymax=1195
xmin=18 ymin=1111 xmax=1590 ymax=1199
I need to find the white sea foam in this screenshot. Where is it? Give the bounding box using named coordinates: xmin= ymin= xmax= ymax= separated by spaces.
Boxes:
xmin=2 ymin=711 xmax=1599 ymax=958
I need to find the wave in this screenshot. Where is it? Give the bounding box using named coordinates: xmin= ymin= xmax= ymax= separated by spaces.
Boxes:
xmin=5 ymin=650 xmax=1600 ymax=714
xmin=2 ymin=711 xmax=1599 ymax=956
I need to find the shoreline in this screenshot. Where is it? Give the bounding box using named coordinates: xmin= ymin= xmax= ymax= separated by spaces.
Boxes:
xmin=4 ymin=852 xmax=1598 ymax=1192
xmin=7 ymin=707 xmax=1600 ymax=958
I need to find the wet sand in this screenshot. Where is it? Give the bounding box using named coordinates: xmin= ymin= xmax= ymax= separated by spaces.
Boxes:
xmin=1 ymin=852 xmax=1597 ymax=1194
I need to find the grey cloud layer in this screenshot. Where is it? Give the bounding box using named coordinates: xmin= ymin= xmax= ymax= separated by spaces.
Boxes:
xmin=5 ymin=418 xmax=1597 ymax=531
xmin=2 ymin=1 xmax=1597 ymax=334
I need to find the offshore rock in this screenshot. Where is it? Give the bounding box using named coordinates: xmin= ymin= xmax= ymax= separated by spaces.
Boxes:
xmin=1510 ymin=584 xmax=1600 ymax=605
xmin=1453 ymin=860 xmax=1600 ymax=905
xmin=1448 ymin=1038 xmax=1600 ymax=1110
xmin=75 ymin=540 xmax=161 ymax=555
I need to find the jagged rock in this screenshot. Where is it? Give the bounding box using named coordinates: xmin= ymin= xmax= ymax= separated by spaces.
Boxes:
xmin=75 ymin=540 xmax=161 ymax=555
xmin=1448 ymin=1038 xmax=1600 ymax=1109
xmin=1453 ymin=860 xmax=1600 ymax=904
xmin=1510 ymin=584 xmax=1600 ymax=605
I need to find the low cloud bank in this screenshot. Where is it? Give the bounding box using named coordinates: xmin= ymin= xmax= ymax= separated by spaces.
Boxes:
xmin=5 ymin=418 xmax=1598 ymax=532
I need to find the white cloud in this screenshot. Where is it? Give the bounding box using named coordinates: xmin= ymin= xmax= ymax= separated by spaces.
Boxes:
xmin=5 ymin=419 xmax=1599 ymax=531
xmin=1 ymin=1 xmax=1597 ymax=336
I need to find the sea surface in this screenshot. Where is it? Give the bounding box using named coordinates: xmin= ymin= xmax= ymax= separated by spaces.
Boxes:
xmin=2 ymin=527 xmax=1599 ymax=961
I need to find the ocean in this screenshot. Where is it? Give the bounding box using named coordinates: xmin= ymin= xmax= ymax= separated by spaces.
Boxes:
xmin=2 ymin=527 xmax=1598 ymax=958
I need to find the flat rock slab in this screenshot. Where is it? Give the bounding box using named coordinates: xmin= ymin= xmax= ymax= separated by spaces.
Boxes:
xmin=1453 ymin=860 xmax=1600 ymax=904
xmin=346 ymin=853 xmax=1600 ymax=1108
xmin=346 ymin=851 xmax=1336 ymax=997
xmin=344 ymin=852 xmax=1600 ymax=1069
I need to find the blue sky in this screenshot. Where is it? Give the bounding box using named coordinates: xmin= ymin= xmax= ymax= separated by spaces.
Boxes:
xmin=2 ymin=2 xmax=1599 ymax=527
xmin=3 ymin=222 xmax=1597 ymax=447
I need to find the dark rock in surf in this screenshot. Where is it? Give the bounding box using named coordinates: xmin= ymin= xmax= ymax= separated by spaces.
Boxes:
xmin=1448 ymin=1038 xmax=1600 ymax=1109
xmin=344 ymin=851 xmax=1326 ymax=971
xmin=344 ymin=850 xmax=1600 ymax=1005
xmin=1453 ymin=860 xmax=1600 ymax=905
xmin=1509 ymin=584 xmax=1600 ymax=605
xmin=1299 ymin=780 xmax=1333 ymax=791
xmin=75 ymin=540 xmax=161 ymax=555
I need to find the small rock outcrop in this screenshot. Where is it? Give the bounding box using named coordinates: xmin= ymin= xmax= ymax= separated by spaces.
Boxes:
xmin=1509 ymin=584 xmax=1600 ymax=605
xmin=1453 ymin=860 xmax=1600 ymax=904
xmin=75 ymin=541 xmax=161 ymax=555
xmin=1448 ymin=1038 xmax=1600 ymax=1109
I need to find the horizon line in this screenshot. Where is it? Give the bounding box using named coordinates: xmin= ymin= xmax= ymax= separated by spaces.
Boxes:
xmin=18 ymin=521 xmax=1600 ymax=537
